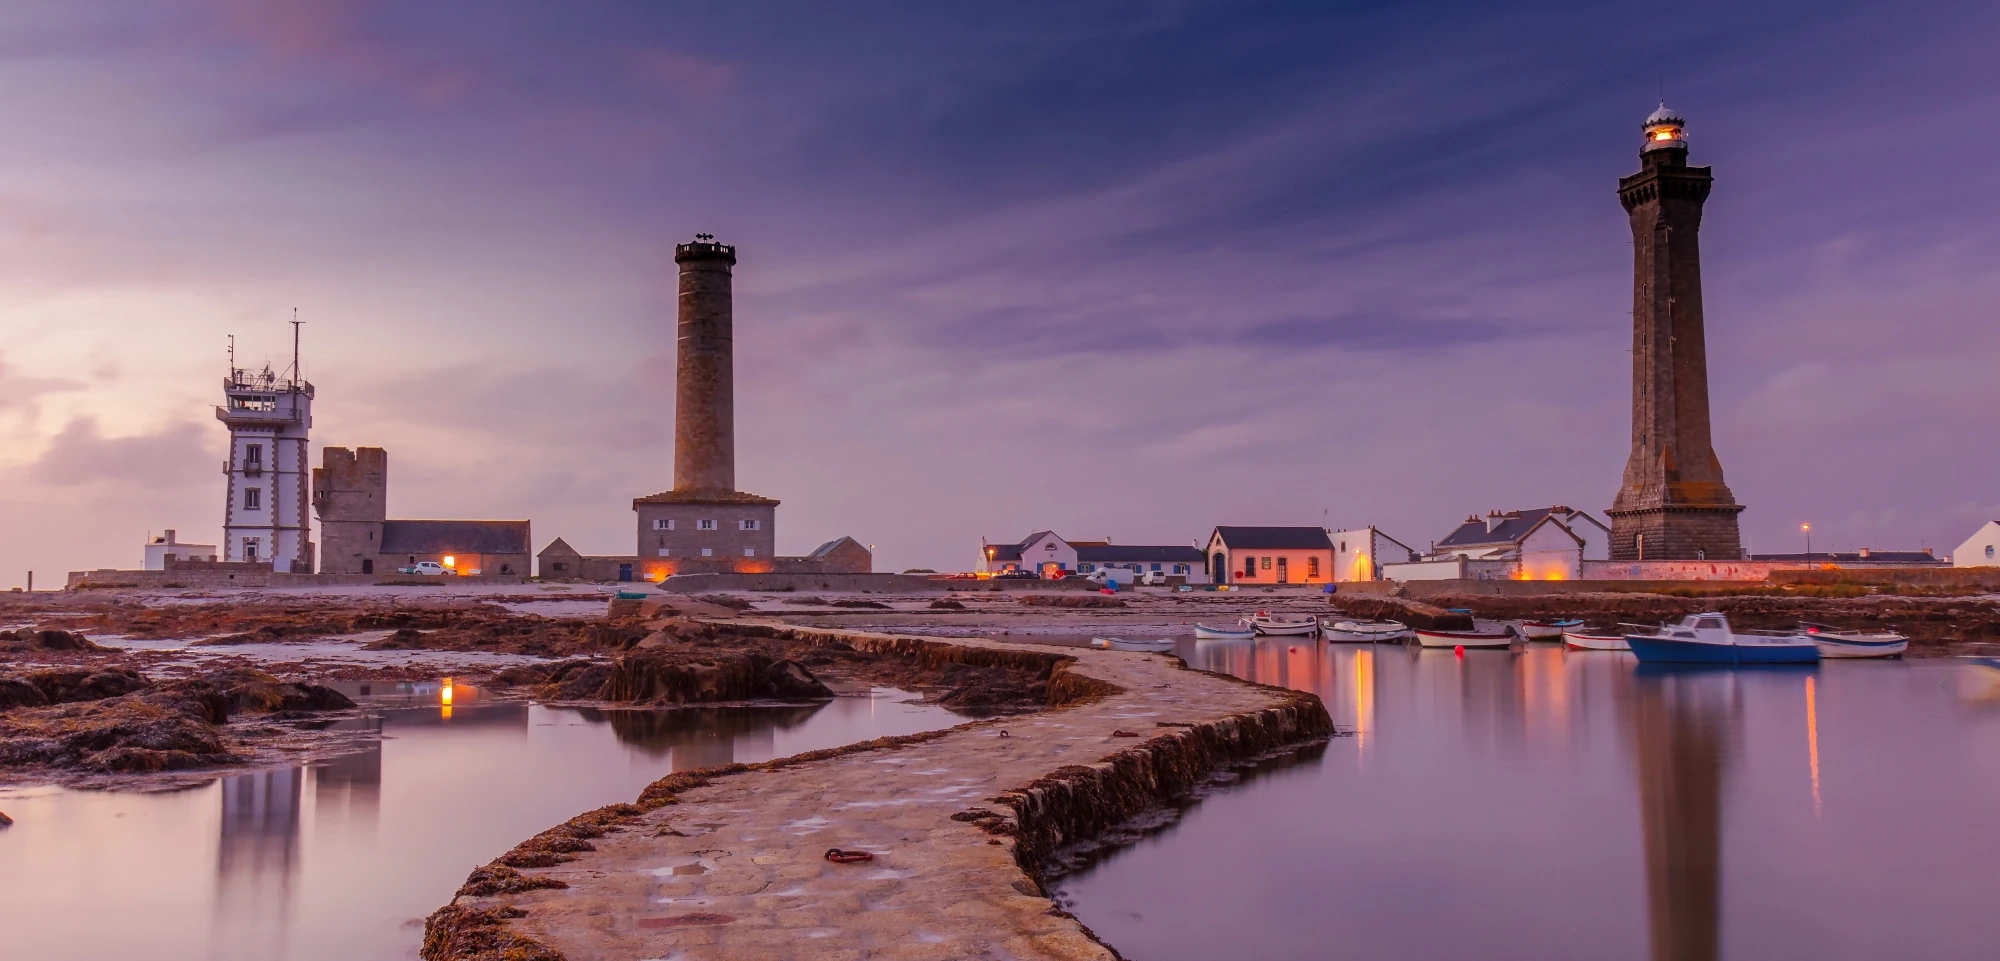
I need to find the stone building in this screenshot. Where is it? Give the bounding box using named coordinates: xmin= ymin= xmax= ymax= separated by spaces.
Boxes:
xmin=312 ymin=446 xmax=530 ymax=576
xmin=217 ymin=362 xmax=314 ymax=572
xmin=1607 ymin=104 xmax=1745 ymax=561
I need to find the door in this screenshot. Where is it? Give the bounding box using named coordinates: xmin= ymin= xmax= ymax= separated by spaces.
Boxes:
xmin=618 ymin=563 xmax=633 ymax=582
xmin=1212 ymin=552 xmax=1227 ymax=585
xmin=361 ymin=559 xmax=373 ymax=575
xmin=1276 ymin=556 xmax=1289 ymax=584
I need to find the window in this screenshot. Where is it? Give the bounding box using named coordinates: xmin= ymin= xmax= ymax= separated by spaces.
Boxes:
xmin=1307 ymin=557 xmax=1320 ymax=578
xmin=743 ymin=548 xmax=756 ymax=557
xmin=739 ymin=519 xmax=760 ymax=531
xmin=243 ymin=537 xmax=260 ymax=561
xmin=1696 ymin=618 xmax=1723 ymax=630
xmin=1261 ymin=556 xmax=1272 ymax=570
xmin=1988 ymin=545 xmax=1996 ymax=560
xmin=245 ymin=444 xmax=262 ymax=466
xmin=244 ymin=488 xmax=261 ymax=509
xmin=1151 ymin=563 xmax=1162 ymax=572
xmin=1173 ymin=564 xmax=1187 ymax=575
xmin=700 ymin=548 xmax=713 ymax=557
xmin=697 ymin=519 xmax=717 ymax=531
xmin=657 ymin=549 xmax=670 ymax=557
xmin=552 ymin=562 xmax=568 ymax=572
xmin=654 ymin=519 xmax=675 ymax=531
xmin=1079 ymin=563 xmax=1095 ymax=573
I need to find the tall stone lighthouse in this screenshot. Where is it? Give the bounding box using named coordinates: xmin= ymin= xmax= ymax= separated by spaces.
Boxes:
xmin=217 ymin=353 xmax=315 ymax=572
xmin=631 ymin=234 xmax=779 ymax=576
xmin=1607 ymin=104 xmax=1744 ymax=561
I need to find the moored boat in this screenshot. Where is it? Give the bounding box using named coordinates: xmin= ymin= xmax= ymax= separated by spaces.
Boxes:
xmin=1193 ymin=623 xmax=1256 ymax=640
xmin=1244 ymin=613 xmax=1320 ymax=636
xmin=1519 ymin=618 xmax=1582 ymax=640
xmin=1562 ymin=628 xmax=1630 ymax=651
xmin=1414 ymin=626 xmax=1514 ymax=648
xmin=1802 ymin=623 xmax=1909 ymax=659
xmin=1322 ymin=619 xmax=1410 ymax=642
xmin=1625 ymin=613 xmax=1819 ymax=664
xmin=1091 ymin=637 xmax=1177 ymax=651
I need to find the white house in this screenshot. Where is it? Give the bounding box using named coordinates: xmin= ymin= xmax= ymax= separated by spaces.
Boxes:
xmin=1330 ymin=527 xmax=1417 ymax=581
xmin=1383 ymin=506 xmax=1610 ymax=581
xmin=143 ymin=530 xmax=218 ymax=570
xmin=1955 ymin=521 xmax=2000 ymax=568
xmin=979 ymin=531 xmax=1208 ymax=583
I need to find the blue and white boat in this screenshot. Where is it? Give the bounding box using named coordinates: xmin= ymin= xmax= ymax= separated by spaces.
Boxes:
xmin=1625 ymin=613 xmax=1820 ymax=665
xmin=1193 ymin=623 xmax=1256 ymax=640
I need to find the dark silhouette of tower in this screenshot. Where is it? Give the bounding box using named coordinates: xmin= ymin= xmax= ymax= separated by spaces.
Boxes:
xmin=674 ymin=235 xmax=737 ymax=493
xmin=1608 ymin=104 xmax=1744 ymax=561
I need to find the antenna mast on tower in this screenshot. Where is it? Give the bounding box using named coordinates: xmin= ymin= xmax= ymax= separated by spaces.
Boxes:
xmin=288 ymin=308 xmax=304 ymax=387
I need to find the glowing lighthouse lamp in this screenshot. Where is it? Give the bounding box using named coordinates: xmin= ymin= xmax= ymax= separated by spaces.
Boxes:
xmin=1643 ymin=102 xmax=1686 ymax=152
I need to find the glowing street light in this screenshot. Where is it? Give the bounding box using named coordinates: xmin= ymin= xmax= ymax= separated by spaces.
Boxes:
xmin=1801 ymin=523 xmax=1812 ymax=556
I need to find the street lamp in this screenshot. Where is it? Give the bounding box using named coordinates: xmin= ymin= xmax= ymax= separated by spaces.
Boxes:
xmin=1801 ymin=523 xmax=1811 ymax=557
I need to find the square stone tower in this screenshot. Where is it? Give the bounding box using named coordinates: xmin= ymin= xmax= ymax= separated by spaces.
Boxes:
xmin=633 ymin=234 xmax=780 ymax=577
xmin=313 ymin=446 xmax=387 ymax=574
xmin=1607 ymin=104 xmax=1744 ymax=561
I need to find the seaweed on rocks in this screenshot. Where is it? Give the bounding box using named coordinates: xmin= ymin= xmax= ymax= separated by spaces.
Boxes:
xmin=0 ymin=678 xmax=237 ymax=773
xmin=420 ymin=905 xmax=563 ymax=961
xmin=0 ymin=628 xmax=104 ymax=654
xmin=1016 ymin=593 xmax=1126 ymax=608
xmin=455 ymin=865 xmax=570 ymax=898
xmin=597 ymin=650 xmax=833 ymax=704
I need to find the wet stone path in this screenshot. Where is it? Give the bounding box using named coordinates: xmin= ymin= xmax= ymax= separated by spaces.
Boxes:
xmin=440 ymin=627 xmax=1321 ymax=961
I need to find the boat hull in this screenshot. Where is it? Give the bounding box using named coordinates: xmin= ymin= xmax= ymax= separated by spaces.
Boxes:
xmin=1249 ymin=621 xmax=1319 ymax=636
xmin=1415 ymin=629 xmax=1512 ymax=648
xmin=1813 ymin=637 xmax=1908 ymax=659
xmin=1193 ymin=625 xmax=1255 ymax=640
xmin=1627 ymin=635 xmax=1820 ymax=664
xmin=1093 ymin=637 xmax=1175 ymax=651
xmin=1562 ymin=630 xmax=1630 ymax=652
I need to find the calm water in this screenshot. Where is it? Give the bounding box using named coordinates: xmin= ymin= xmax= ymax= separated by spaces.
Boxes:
xmin=0 ymin=682 xmax=959 ymax=961
xmin=1057 ymin=641 xmax=2000 ymax=961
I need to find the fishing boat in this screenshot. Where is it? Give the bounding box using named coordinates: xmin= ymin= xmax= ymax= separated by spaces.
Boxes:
xmin=1518 ymin=618 xmax=1582 ymax=640
xmin=1321 ymin=619 xmax=1410 ymax=642
xmin=1625 ymin=613 xmax=1819 ymax=665
xmin=1243 ymin=612 xmax=1320 ymax=636
xmin=1091 ymin=637 xmax=1176 ymax=651
xmin=1414 ymin=626 xmax=1514 ymax=648
xmin=1561 ymin=627 xmax=1631 ymax=652
xmin=1193 ymin=623 xmax=1256 ymax=640
xmin=1801 ymin=623 xmax=1909 ymax=659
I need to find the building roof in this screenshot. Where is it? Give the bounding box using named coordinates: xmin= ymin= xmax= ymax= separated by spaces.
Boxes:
xmin=381 ymin=520 xmax=530 ymax=555
xmin=1210 ymin=526 xmax=1333 ymax=550
xmin=631 ymin=488 xmax=781 ymax=507
xmin=1434 ymin=507 xmax=1604 ymax=551
xmin=984 ymin=542 xmax=1024 ymax=562
xmin=811 ymin=536 xmax=868 ymax=558
xmin=537 ymin=536 xmax=578 ymax=559
xmin=1076 ymin=544 xmax=1205 ymax=563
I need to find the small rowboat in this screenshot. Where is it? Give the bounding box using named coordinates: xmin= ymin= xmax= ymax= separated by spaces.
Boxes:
xmin=1091 ymin=637 xmax=1176 ymax=651
xmin=1193 ymin=623 xmax=1256 ymax=640
xmin=1322 ymin=619 xmax=1410 ymax=642
xmin=1802 ymin=623 xmax=1908 ymax=659
xmin=1244 ymin=613 xmax=1320 ymax=636
xmin=1562 ymin=628 xmax=1630 ymax=652
xmin=1415 ymin=627 xmax=1513 ymax=648
xmin=1519 ymin=618 xmax=1582 ymax=640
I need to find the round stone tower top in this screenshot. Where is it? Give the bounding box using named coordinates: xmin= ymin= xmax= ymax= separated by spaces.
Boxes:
xmin=1642 ymin=101 xmax=1687 ymax=153
xmin=675 ymin=233 xmax=737 ymax=265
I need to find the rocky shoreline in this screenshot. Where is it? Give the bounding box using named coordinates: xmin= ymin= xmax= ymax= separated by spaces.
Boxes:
xmin=420 ymin=624 xmax=1333 ymax=961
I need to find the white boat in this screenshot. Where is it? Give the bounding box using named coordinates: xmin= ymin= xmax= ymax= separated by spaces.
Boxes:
xmin=1091 ymin=637 xmax=1176 ymax=651
xmin=1801 ymin=623 xmax=1908 ymax=659
xmin=1562 ymin=628 xmax=1630 ymax=651
xmin=1518 ymin=618 xmax=1582 ymax=640
xmin=1414 ymin=626 xmax=1514 ymax=648
xmin=1193 ymin=623 xmax=1256 ymax=640
xmin=1321 ymin=619 xmax=1410 ymax=642
xmin=1243 ymin=613 xmax=1319 ymax=636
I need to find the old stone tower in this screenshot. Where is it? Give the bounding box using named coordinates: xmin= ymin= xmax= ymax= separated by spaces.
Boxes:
xmin=632 ymin=234 xmax=779 ymax=576
xmin=1607 ymin=104 xmax=1744 ymax=561
xmin=313 ymin=446 xmax=387 ymax=574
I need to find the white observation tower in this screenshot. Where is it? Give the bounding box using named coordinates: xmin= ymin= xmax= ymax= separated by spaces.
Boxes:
xmin=216 ymin=324 xmax=315 ymax=571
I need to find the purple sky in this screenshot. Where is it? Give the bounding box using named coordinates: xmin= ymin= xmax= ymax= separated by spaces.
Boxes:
xmin=3 ymin=0 xmax=1998 ymax=581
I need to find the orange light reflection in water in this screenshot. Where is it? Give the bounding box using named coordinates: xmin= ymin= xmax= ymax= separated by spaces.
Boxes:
xmin=1806 ymin=675 xmax=1821 ymax=815
xmin=1353 ymin=648 xmax=1375 ymax=763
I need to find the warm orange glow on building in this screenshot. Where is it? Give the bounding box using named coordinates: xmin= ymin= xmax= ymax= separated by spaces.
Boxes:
xmin=442 ymin=555 xmax=456 ymax=568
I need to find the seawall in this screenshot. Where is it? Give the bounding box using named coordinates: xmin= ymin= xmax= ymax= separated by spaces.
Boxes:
xmin=421 ymin=624 xmax=1332 ymax=961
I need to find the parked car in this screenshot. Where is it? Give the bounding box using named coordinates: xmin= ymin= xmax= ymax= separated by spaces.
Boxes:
xmin=995 ymin=570 xmax=1038 ymax=580
xmin=1139 ymin=571 xmax=1169 ymax=586
xmin=398 ymin=561 xmax=452 ymax=576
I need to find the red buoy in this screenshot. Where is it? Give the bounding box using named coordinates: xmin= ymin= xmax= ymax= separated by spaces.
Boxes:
xmin=1454 ymin=645 xmax=1465 ymax=657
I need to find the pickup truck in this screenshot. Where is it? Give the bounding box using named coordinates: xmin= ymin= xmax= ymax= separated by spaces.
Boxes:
xmin=398 ymin=561 xmax=453 ymax=576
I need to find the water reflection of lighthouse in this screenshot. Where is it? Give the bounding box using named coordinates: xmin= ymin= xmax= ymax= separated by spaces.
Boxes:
xmin=1628 ymin=669 xmax=1738 ymax=961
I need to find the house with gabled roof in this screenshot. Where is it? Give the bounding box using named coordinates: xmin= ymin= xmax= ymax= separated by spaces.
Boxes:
xmin=1382 ymin=506 xmax=1609 ymax=581
xmin=1205 ymin=526 xmax=1334 ymax=586
xmin=979 ymin=532 xmax=1207 ymax=583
